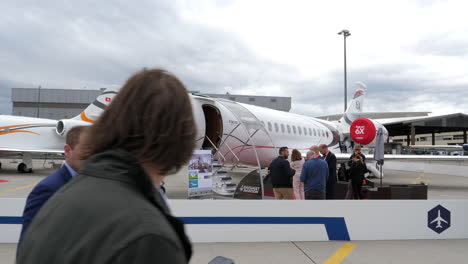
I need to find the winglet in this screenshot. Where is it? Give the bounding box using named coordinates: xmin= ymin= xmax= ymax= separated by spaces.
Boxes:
xmin=73 ymin=87 xmax=118 ymax=122
xmin=339 ymin=82 xmax=367 ymax=126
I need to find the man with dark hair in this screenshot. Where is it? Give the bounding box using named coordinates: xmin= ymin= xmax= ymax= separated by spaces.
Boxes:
xmin=301 ymin=147 xmax=329 ymax=200
xmin=319 ymin=144 xmax=337 ymax=200
xmin=19 ymin=126 xmax=87 ymax=243
xmin=269 ymin=146 xmax=295 ymax=200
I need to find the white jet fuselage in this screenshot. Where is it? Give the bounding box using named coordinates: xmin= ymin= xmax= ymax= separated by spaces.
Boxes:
xmin=191 ymin=95 xmax=342 ymax=167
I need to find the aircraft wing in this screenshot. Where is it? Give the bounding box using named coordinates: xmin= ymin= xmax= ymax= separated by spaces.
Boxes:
xmin=374 ymin=113 xmax=462 ymax=125
xmin=335 ymin=153 xmax=468 ymax=161
xmin=0 ymin=147 xmax=63 ymax=154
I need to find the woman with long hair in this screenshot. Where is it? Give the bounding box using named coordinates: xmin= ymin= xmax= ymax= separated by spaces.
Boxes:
xmin=290 ymin=149 xmax=305 ymax=200
xmin=349 ymin=153 xmax=366 ymax=200
xmin=18 ymin=69 xmax=195 ymax=264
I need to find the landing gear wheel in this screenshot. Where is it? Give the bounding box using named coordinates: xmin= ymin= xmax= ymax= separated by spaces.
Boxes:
xmin=17 ymin=163 xmax=33 ymax=173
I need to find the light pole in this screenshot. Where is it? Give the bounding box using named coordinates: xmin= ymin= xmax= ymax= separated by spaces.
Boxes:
xmin=338 ymin=29 xmax=351 ymax=112
xmin=37 ymin=85 xmax=42 ymax=118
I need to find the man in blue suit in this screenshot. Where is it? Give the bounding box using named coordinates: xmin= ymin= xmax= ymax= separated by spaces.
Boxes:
xmin=19 ymin=126 xmax=87 ymax=242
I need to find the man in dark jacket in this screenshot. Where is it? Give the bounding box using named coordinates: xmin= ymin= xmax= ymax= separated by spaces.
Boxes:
xmin=269 ymin=146 xmax=295 ymax=199
xmin=319 ymin=144 xmax=337 ymax=200
xmin=19 ymin=126 xmax=86 ymax=243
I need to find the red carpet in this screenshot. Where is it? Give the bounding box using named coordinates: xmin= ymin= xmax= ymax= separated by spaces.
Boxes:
xmin=0 ymin=180 xmax=9 ymax=183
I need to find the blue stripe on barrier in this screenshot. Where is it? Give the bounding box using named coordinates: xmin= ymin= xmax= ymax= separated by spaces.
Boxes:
xmin=180 ymin=217 xmax=350 ymax=241
xmin=0 ymin=216 xmax=350 ymax=241
xmin=0 ymin=217 xmax=22 ymax=224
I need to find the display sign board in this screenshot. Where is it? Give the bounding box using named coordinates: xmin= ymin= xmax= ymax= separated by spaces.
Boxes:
xmin=233 ymin=170 xmax=263 ymax=199
xmin=188 ymin=150 xmax=213 ymax=198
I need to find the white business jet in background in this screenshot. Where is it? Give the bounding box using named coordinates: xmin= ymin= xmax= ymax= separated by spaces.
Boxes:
xmin=1 ymin=82 xmax=466 ymax=174
xmin=190 ymin=82 xmax=389 ymax=169
xmin=0 ymin=89 xmax=117 ymax=172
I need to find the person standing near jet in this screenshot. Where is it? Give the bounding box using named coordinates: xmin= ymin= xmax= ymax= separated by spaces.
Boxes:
xmin=269 ymin=147 xmax=295 ymax=200
xmin=19 ymin=125 xmax=87 ymax=243
xmin=350 ymin=144 xmax=366 ymax=162
xmin=290 ymin=149 xmax=305 ymax=200
xmin=319 ymin=144 xmax=337 ymax=200
xmin=349 ymin=154 xmax=366 ymax=199
xmin=301 ymin=147 xmax=329 ymax=200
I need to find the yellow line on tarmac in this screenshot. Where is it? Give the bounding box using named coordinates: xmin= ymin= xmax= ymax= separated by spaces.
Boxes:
xmin=0 ymin=184 xmax=36 ymax=194
xmin=323 ymin=242 xmax=356 ymax=264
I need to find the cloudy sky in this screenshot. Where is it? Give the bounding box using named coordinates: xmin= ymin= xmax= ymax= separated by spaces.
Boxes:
xmin=1 ymin=0 xmax=467 ymax=116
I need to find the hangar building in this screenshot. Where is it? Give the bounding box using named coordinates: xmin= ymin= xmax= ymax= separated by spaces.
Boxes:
xmin=11 ymin=88 xmax=291 ymax=119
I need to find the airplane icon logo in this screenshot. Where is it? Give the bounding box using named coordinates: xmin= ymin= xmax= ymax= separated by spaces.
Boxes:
xmin=428 ymin=205 xmax=450 ymax=234
xmin=431 ymin=210 xmax=448 ymax=229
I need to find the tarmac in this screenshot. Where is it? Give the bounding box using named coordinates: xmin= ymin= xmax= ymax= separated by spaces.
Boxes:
xmin=2 ymin=240 xmax=468 ymax=263
xmin=1 ymin=159 xmax=468 ymax=263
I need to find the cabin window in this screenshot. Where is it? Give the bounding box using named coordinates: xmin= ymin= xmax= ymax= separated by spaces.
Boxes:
xmin=281 ymin=124 xmax=285 ymax=133
xmin=326 ymin=131 xmax=329 ymax=138
xmin=249 ymin=98 xmax=256 ymax=102
xmin=298 ymin=126 xmax=302 ymax=135
xmin=287 ymin=125 xmax=291 ymax=134
xmin=313 ymin=129 xmax=317 ymax=136
xmin=274 ymin=123 xmax=279 ymax=133
xmin=268 ymin=122 xmax=272 ymax=132
xmin=309 ymin=128 xmax=312 ymax=136
xmin=304 ymin=127 xmax=307 ymax=135
xmin=293 ymin=126 xmax=297 ymax=134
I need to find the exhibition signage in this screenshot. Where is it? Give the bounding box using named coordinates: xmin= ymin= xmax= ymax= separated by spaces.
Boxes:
xmin=187 ymin=150 xmax=213 ymax=198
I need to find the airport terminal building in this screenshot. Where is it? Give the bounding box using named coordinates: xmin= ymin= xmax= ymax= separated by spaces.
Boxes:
xmin=11 ymin=88 xmax=291 ymax=120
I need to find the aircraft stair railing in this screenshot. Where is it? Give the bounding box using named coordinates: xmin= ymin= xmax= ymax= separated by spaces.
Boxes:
xmin=215 ymin=99 xmax=278 ymax=199
xmin=204 ymin=135 xmax=227 ymax=166
xmin=216 ymin=135 xmax=240 ymax=171
xmin=229 ymin=128 xmax=262 ymax=170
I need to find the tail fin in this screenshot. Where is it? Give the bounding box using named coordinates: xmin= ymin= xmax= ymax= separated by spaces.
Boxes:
xmin=339 ymin=82 xmax=367 ymax=126
xmin=72 ymin=87 xmax=118 ymax=123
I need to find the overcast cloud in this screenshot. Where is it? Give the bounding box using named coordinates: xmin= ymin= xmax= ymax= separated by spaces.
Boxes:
xmin=0 ymin=0 xmax=467 ymax=116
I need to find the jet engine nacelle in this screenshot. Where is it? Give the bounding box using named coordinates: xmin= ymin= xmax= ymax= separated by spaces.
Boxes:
xmin=350 ymin=118 xmax=388 ymax=146
xmin=56 ymin=119 xmax=90 ymax=137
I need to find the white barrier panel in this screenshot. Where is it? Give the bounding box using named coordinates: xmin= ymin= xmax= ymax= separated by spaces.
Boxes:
xmin=1 ymin=199 xmax=468 ymax=243
xmin=385 ymin=160 xmax=468 ymax=178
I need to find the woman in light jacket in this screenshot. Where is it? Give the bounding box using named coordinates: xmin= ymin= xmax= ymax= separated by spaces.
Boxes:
xmin=290 ymin=149 xmax=305 ymax=200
